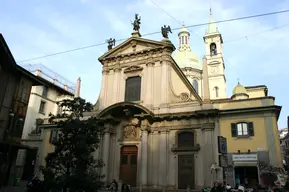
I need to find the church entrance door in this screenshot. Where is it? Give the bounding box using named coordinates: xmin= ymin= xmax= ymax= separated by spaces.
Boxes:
xmin=178 ymin=155 xmax=195 ymax=189
xmin=119 ymin=146 xmax=138 ymax=187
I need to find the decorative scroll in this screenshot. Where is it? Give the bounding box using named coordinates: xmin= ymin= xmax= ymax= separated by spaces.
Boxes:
xmin=123 ymin=125 xmax=137 ymax=140
xmin=124 ymin=66 xmax=143 ymax=73
xmin=180 ymin=92 xmax=189 ymax=101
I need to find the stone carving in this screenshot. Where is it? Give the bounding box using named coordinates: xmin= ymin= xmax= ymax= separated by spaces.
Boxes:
xmin=180 ymin=92 xmax=189 ymax=101
xmin=124 ymin=66 xmax=143 ymax=73
xmin=124 ymin=125 xmax=137 ymax=140
xmin=161 ymin=25 xmax=172 ymax=39
xmin=106 ymin=38 xmax=115 ymax=50
xmin=131 ymin=13 xmax=141 ymax=32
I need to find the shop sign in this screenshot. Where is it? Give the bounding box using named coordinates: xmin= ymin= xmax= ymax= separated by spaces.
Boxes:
xmin=232 ymin=154 xmax=258 ymax=161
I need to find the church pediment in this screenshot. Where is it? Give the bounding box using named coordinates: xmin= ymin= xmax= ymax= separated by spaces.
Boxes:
xmin=98 ymin=37 xmax=175 ymax=62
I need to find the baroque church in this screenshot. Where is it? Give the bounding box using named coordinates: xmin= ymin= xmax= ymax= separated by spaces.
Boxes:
xmin=78 ymin=11 xmax=282 ymax=190
xmin=91 ymin=11 xmax=224 ymax=189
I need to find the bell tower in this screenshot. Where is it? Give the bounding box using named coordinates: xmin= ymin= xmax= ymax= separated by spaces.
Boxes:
xmin=203 ymin=9 xmax=226 ymax=99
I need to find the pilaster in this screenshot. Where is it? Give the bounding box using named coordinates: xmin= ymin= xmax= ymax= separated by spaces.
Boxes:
xmin=113 ymin=67 xmax=121 ymax=103
xmin=145 ymin=61 xmax=154 ymax=109
xmin=99 ymin=69 xmax=109 ymax=109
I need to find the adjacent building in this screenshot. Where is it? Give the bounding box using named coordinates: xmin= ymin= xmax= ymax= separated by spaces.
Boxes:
xmin=15 ymin=65 xmax=81 ymax=181
xmin=37 ymin=11 xmax=283 ymax=190
xmin=0 ymin=33 xmax=45 ymax=186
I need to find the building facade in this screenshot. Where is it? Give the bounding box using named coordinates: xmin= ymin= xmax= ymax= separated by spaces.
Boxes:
xmin=15 ymin=68 xmax=80 ymax=181
xmin=216 ymin=84 xmax=282 ymax=187
xmin=0 ymin=33 xmax=46 ymax=186
xmin=37 ymin=11 xmax=283 ymax=190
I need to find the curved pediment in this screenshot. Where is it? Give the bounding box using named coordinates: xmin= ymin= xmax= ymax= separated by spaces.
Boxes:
xmin=124 ymin=66 xmax=143 ymax=73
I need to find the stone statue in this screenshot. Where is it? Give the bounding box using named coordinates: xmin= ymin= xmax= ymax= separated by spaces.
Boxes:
xmin=106 ymin=38 xmax=115 ymax=50
xmin=161 ymin=25 xmax=172 ymax=39
xmin=131 ymin=13 xmax=141 ymax=31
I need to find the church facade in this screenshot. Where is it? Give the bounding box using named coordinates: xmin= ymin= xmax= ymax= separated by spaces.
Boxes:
xmin=37 ymin=11 xmax=282 ymax=190
xmin=90 ymin=13 xmax=226 ymax=189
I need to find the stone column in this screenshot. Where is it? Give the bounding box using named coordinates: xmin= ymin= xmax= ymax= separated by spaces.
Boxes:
xmin=168 ymin=130 xmax=176 ymax=187
xmin=140 ymin=120 xmax=150 ymax=186
xmin=158 ymin=130 xmax=167 ymax=186
xmin=145 ymin=62 xmax=154 ymax=109
xmin=102 ymin=125 xmax=111 ymax=183
xmin=113 ymin=68 xmax=121 ymax=103
xmin=152 ymin=130 xmax=159 ymax=186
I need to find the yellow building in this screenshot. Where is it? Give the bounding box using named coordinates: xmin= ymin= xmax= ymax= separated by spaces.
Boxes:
xmin=215 ymin=83 xmax=282 ymax=186
xmin=32 ymin=11 xmax=283 ymax=189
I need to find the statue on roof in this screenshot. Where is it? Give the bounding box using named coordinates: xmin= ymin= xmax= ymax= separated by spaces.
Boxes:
xmin=131 ymin=14 xmax=141 ymax=32
xmin=161 ymin=25 xmax=172 ymax=39
xmin=106 ymin=38 xmax=115 ymax=50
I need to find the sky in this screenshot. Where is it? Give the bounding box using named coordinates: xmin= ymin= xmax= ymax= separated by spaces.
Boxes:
xmin=0 ymin=0 xmax=289 ymax=128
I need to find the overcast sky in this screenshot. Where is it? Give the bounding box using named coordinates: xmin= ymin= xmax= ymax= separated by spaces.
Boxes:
xmin=1 ymin=0 xmax=289 ymax=128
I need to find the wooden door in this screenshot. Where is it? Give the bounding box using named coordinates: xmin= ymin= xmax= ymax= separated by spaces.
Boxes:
xmin=22 ymin=149 xmax=37 ymax=180
xmin=178 ymin=155 xmax=194 ymax=189
xmin=119 ymin=146 xmax=138 ymax=187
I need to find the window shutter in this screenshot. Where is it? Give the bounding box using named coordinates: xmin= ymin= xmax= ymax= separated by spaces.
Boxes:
xmin=248 ymin=122 xmax=254 ymax=136
xmin=231 ymin=123 xmax=237 ymax=137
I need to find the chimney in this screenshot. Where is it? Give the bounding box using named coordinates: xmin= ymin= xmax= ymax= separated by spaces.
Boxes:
xmin=64 ymin=85 xmax=68 ymax=91
xmin=35 ymin=69 xmax=41 ymax=76
xmin=74 ymin=77 xmax=81 ymax=98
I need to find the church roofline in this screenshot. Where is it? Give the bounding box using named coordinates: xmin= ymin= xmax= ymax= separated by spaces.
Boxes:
xmin=219 ymin=105 xmax=282 ymax=120
xmin=170 ymin=57 xmax=203 ymax=104
xmin=98 ymin=37 xmax=175 ymax=62
xmin=212 ymin=96 xmax=275 ymax=103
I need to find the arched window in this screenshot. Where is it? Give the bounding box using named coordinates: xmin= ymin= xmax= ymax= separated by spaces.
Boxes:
xmin=193 ymin=79 xmax=198 ymax=93
xmin=125 ymin=76 xmax=141 ymax=102
xmin=178 ymin=132 xmax=194 ymax=148
xmin=215 ymin=86 xmax=219 ymax=98
xmin=185 ymin=36 xmax=188 ymax=44
xmin=181 ymin=36 xmax=184 ymax=44
xmin=210 ymin=43 xmax=217 ymax=56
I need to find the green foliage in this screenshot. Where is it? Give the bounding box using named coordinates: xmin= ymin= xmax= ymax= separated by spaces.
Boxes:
xmin=42 ymin=97 xmax=104 ymax=192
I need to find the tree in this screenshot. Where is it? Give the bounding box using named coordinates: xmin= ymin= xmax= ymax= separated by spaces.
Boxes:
xmin=42 ymin=97 xmax=104 ymax=192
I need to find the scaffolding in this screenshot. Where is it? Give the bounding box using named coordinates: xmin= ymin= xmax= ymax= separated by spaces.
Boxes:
xmin=21 ymin=63 xmax=76 ymax=94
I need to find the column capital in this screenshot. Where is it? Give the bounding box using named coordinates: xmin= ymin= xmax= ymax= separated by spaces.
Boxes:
xmin=146 ymin=62 xmax=155 ymax=67
xmin=102 ymin=69 xmax=110 ymax=74
xmin=140 ymin=119 xmax=151 ymax=132
xmin=114 ymin=67 xmax=122 ymax=72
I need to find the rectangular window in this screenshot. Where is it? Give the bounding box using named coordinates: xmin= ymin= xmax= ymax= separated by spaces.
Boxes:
xmin=130 ymin=154 xmax=137 ymax=165
xmin=232 ymin=122 xmax=254 ymax=137
xmin=42 ymin=86 xmax=48 ymax=98
xmin=121 ymin=155 xmax=128 ymax=164
xmin=39 ymin=100 xmax=46 ymax=114
xmin=22 ymin=87 xmax=30 ymax=103
xmin=49 ymin=130 xmax=58 ymax=144
xmin=125 ymin=76 xmax=141 ymax=102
